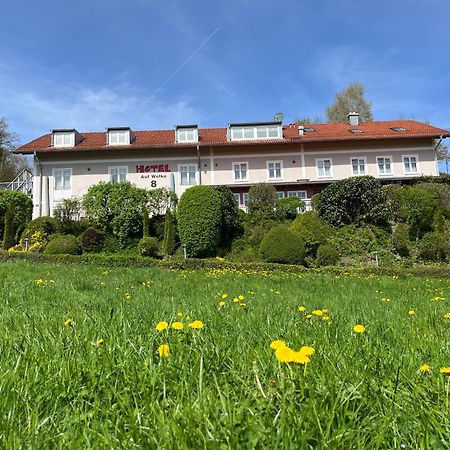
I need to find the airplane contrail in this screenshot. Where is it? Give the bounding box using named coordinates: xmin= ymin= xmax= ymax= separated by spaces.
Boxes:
xmin=149 ymin=27 xmax=221 ymax=101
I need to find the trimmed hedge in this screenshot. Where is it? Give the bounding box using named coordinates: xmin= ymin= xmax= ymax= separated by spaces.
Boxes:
xmin=259 ymin=225 xmax=305 ymax=265
xmin=177 ymin=186 xmax=222 ymax=257
xmin=138 ymin=237 xmax=160 ymax=258
xmin=316 ymin=243 xmax=340 ymax=267
xmin=44 ymin=234 xmax=81 ymax=255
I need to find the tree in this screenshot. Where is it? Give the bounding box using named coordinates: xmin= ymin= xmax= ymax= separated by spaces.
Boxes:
xmin=0 ymin=117 xmax=28 ymax=181
xmin=248 ymin=183 xmax=278 ymax=223
xmin=326 ymin=83 xmax=373 ymax=123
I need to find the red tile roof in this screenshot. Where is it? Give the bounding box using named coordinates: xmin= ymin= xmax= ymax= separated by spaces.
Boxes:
xmin=16 ymin=120 xmax=450 ymax=154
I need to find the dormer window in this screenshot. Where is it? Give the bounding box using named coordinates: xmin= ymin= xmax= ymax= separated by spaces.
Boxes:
xmin=176 ymin=125 xmax=198 ymax=143
xmin=229 ymin=122 xmax=282 ymax=141
xmin=107 ymin=127 xmax=132 ymax=145
xmin=52 ymin=129 xmax=78 ymax=148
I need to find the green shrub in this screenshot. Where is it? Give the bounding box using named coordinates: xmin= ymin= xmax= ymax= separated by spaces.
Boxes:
xmin=259 ymin=225 xmax=305 ymax=265
xmin=177 ymin=186 xmax=222 ymax=257
xmin=2 ymin=201 xmax=15 ymax=250
xmin=391 ymin=223 xmax=410 ymax=257
xmin=162 ymin=209 xmax=177 ymax=256
xmin=148 ymin=214 xmax=166 ymax=241
xmin=212 ymin=185 xmax=242 ymax=245
xmin=248 ymin=183 xmax=278 ymax=223
xmin=81 ymin=227 xmax=105 ymax=253
xmin=52 ymin=198 xmax=82 ymax=234
xmin=83 ymin=182 xmax=148 ymax=246
xmin=101 ymin=235 xmax=121 ymax=253
xmin=0 ymin=190 xmax=33 ymax=242
xmin=290 ymin=212 xmax=334 ymax=256
xmin=316 ymin=176 xmax=389 ymax=227
xmin=44 ymin=234 xmax=81 ymax=255
xmin=142 ymin=208 xmax=150 ymax=238
xmin=138 ymin=237 xmax=160 ymax=258
xmin=316 ymin=243 xmax=339 ymax=267
xmin=21 ymin=216 xmax=61 ymax=242
xmin=277 ymin=197 xmax=305 ymax=220
xmin=415 ymin=232 xmax=450 ymax=262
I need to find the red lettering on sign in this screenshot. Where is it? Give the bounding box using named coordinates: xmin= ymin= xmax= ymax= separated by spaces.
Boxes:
xmin=136 ymin=163 xmax=170 ymax=172
xmin=136 ymin=165 xmax=145 ymax=173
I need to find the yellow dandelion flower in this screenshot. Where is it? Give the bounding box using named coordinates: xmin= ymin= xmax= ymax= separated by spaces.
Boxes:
xmin=221 ymin=293 xmax=228 ymax=299
xmin=64 ymin=319 xmax=74 ymax=327
xmin=156 ymin=321 xmax=169 ymax=332
xmin=218 ymin=301 xmax=226 ymax=308
xmin=96 ymin=338 xmax=104 ymax=346
xmin=298 ymin=306 xmax=306 ymax=312
xmin=233 ymin=297 xmax=240 ymax=303
xmin=322 ymin=315 xmax=330 ymax=321
xmin=353 ymin=324 xmax=366 ymax=334
xmin=124 ymin=292 xmax=131 ymax=300
xmin=306 ymin=314 xmax=312 ymax=319
xmin=312 ymin=310 xmax=324 ymax=316
xmin=444 ymin=313 xmax=450 ymax=319
xmin=270 ymin=340 xmax=286 ymax=350
xmin=238 ymin=295 xmax=245 ymax=300
xmin=275 ymin=345 xmax=295 ymax=363
xmin=322 ymin=309 xmax=329 ymax=314
xmin=177 ymin=312 xmax=183 ymax=318
xmin=171 ymin=321 xmax=184 ymax=331
xmin=299 ymin=346 xmax=315 ymax=356
xmin=440 ymin=367 xmax=450 ymax=375
xmin=419 ymin=364 xmax=431 ymax=374
xmin=157 ymin=344 xmax=169 ymax=358
xmin=292 ymin=352 xmax=311 ymax=365
xmin=188 ymin=320 xmax=204 ymax=330
xmin=408 ymin=310 xmax=416 ymax=316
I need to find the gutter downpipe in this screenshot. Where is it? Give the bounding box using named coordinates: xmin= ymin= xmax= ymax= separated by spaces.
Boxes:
xmin=197 ymin=145 xmax=202 ymax=185
xmin=34 ymin=151 xmax=43 ymax=217
xmin=433 ymin=135 xmax=444 ymax=174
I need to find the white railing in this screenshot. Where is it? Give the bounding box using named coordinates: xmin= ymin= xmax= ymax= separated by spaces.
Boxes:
xmin=0 ymin=169 xmax=33 ymax=196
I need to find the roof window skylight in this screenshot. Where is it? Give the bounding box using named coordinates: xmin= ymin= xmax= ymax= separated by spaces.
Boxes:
xmin=390 ymin=127 xmax=407 ymax=132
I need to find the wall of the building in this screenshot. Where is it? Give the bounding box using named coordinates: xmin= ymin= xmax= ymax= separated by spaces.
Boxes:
xmin=31 ymin=138 xmax=438 ymax=218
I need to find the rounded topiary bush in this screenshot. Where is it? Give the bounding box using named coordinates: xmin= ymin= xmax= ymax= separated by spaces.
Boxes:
xmin=81 ymin=227 xmax=105 ymax=253
xmin=290 ymin=212 xmax=334 ymax=256
xmin=259 ymin=225 xmax=305 ymax=265
xmin=138 ymin=237 xmax=160 ymax=258
xmin=177 ymin=186 xmax=222 ymax=257
xmin=44 ymin=234 xmax=81 ymax=255
xmin=316 ymin=243 xmax=340 ymax=267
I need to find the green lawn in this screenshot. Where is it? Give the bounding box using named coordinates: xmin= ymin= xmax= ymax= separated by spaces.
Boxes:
xmin=1 ymin=261 xmax=450 ymax=448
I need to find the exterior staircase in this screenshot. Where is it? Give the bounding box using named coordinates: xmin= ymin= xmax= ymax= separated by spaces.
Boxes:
xmin=0 ymin=169 xmax=33 ymax=196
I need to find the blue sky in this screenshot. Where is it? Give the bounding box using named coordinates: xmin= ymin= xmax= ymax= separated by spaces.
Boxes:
xmin=1 ymin=0 xmax=450 ymax=145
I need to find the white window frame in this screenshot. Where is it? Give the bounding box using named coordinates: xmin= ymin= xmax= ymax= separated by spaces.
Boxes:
xmin=233 ymin=193 xmax=240 ymax=207
xmin=53 ymin=132 xmax=75 ymax=148
xmin=376 ymin=155 xmax=394 ymax=176
xmin=53 ymin=168 xmax=72 ymax=191
xmin=316 ymin=158 xmax=333 ymax=178
xmin=178 ymin=164 xmax=198 ymax=186
xmin=108 ymin=166 xmax=128 ymax=183
xmin=243 ymin=193 xmax=249 ymax=207
xmin=233 ymin=162 xmax=249 ymax=182
xmin=267 ymin=160 xmax=283 ymax=180
xmin=287 ymin=190 xmax=307 ymax=199
xmin=276 ymin=191 xmax=285 ymax=199
xmin=176 ymin=128 xmax=198 ymax=143
xmin=402 ymin=154 xmax=419 ymax=175
xmin=350 ymin=156 xmax=367 ymax=176
xmin=230 ymin=125 xmax=282 ymax=141
xmin=108 ymin=130 xmax=130 ymax=146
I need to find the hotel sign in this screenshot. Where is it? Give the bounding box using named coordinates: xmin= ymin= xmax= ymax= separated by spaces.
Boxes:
xmin=136 ymin=164 xmax=170 ymax=173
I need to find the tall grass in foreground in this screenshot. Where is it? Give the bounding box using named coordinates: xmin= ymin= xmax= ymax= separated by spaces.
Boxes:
xmin=0 ymin=261 xmax=450 ymax=448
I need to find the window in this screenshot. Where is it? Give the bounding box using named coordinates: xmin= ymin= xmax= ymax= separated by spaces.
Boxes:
xmin=349 ymin=129 xmax=363 ymax=134
xmin=303 ymin=127 xmax=315 ymax=133
xmin=179 ymin=164 xmax=197 ymax=185
xmin=288 ymin=191 xmax=307 ymax=199
xmin=53 ymin=168 xmax=72 ymax=190
xmin=229 ymin=124 xmax=282 ymax=141
xmin=176 ymin=127 xmax=198 ymax=143
xmin=276 ymin=192 xmax=285 ymax=199
xmin=267 ymin=161 xmax=282 ymax=179
xmin=233 ymin=162 xmax=248 ymax=181
xmin=377 ymin=156 xmax=393 ymax=175
xmin=108 ymin=130 xmax=130 ymax=145
xmin=403 ymin=155 xmax=418 ymax=174
xmin=391 ymin=127 xmax=407 ymax=132
xmin=109 ymin=166 xmax=128 ymax=182
xmin=243 ymin=193 xmax=249 ymax=207
xmin=351 ymin=157 xmax=366 ymax=176
xmin=316 ymin=159 xmax=332 ymax=178
xmin=53 ymin=132 xmax=75 ymax=147
xmin=233 ymin=193 xmax=240 ymax=206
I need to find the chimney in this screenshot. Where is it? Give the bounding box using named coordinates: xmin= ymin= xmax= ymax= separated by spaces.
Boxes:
xmin=347 ymin=112 xmax=359 ymax=126
xmin=298 ymin=125 xmax=304 ymax=136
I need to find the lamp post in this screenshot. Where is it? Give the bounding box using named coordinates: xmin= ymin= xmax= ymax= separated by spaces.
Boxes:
xmin=24 ymin=237 xmax=30 ymax=251
xmin=373 ymin=251 xmax=379 ymax=268
xmin=182 ymin=244 xmax=187 ymax=259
